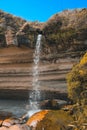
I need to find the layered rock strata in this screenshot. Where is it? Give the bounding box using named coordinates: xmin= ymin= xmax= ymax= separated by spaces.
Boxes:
xmin=0 ymin=46 xmax=82 ymax=100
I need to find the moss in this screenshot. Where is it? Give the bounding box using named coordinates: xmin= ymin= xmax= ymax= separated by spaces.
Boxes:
xmin=36 ymin=110 xmax=73 ymax=130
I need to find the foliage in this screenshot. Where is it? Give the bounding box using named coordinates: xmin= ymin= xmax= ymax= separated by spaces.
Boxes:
xmin=67 ymin=53 xmax=87 ymax=104
xmin=43 ymin=9 xmax=87 ymax=53
xmin=69 ymin=105 xmax=87 ymax=130
xmin=80 ymin=53 xmax=87 ymax=66
xmin=0 ymin=10 xmax=26 ymax=33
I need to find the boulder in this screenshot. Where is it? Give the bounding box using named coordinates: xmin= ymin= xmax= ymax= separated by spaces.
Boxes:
xmin=2 ymin=118 xmax=23 ymax=127
xmin=26 ymin=110 xmax=49 ymax=128
xmin=40 ymin=99 xmax=67 ymax=109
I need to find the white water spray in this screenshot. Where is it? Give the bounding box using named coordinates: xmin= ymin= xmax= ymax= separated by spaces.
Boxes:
xmin=28 ymin=34 xmax=42 ymax=117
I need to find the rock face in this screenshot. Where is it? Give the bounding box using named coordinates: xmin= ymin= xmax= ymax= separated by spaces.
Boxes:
xmin=0 ymin=9 xmax=87 ymax=50
xmin=0 ymin=46 xmax=83 ymax=100
xmin=43 ymin=8 xmax=87 ymax=54
xmin=0 ymin=9 xmax=87 ymax=100
xmin=0 ymin=10 xmax=26 ymax=47
xmin=5 ymin=27 xmax=18 ymax=46
xmin=16 ymin=22 xmax=43 ymax=48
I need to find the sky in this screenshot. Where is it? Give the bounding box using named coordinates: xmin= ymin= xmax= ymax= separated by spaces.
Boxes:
xmin=0 ymin=0 xmax=87 ymax=22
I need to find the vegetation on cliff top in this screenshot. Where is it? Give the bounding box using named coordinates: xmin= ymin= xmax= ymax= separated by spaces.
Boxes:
xmin=0 ymin=9 xmax=87 ymax=53
xmin=43 ymin=9 xmax=87 ymax=53
xmin=0 ymin=10 xmax=26 ymax=32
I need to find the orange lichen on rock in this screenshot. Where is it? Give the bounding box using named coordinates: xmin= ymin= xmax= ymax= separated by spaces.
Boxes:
xmin=26 ymin=110 xmax=49 ymax=127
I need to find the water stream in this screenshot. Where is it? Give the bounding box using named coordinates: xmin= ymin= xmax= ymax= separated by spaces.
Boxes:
xmin=28 ymin=34 xmax=42 ymax=117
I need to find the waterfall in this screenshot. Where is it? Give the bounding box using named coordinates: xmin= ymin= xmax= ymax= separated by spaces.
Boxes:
xmin=32 ymin=34 xmax=42 ymax=101
xmin=28 ymin=34 xmax=42 ymax=117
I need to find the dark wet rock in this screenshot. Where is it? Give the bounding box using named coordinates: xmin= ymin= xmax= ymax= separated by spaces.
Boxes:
xmin=0 ymin=120 xmax=3 ymax=127
xmin=16 ymin=22 xmax=43 ymax=48
xmin=0 ymin=111 xmax=13 ymax=120
xmin=0 ymin=34 xmax=6 ymax=47
xmin=40 ymin=99 xmax=67 ymax=109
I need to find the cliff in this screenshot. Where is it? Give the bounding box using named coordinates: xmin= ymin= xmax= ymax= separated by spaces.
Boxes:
xmin=0 ymin=9 xmax=87 ymax=53
xmin=0 ymin=10 xmax=26 ymax=46
xmin=0 ymin=9 xmax=87 ymax=99
xmin=43 ymin=8 xmax=87 ymax=54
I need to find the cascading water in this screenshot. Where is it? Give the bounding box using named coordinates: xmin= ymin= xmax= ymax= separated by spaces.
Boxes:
xmin=31 ymin=34 xmax=42 ymax=101
xmin=28 ymin=34 xmax=42 ymax=117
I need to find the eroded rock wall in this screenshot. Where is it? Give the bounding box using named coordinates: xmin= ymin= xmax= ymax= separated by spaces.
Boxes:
xmin=0 ymin=9 xmax=87 ymax=100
